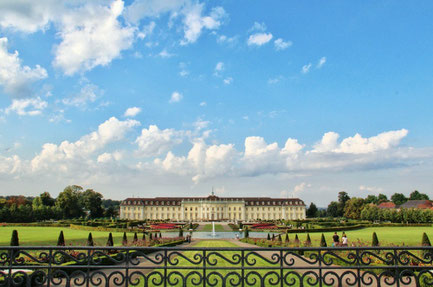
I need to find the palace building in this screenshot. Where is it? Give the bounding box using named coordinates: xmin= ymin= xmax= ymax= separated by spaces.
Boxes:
xmin=120 ymin=193 xmax=306 ymax=222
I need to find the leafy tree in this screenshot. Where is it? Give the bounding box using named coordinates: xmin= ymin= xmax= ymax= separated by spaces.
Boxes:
xmin=343 ymin=198 xmax=365 ymax=219
xmin=10 ymin=230 xmax=19 ymax=246
xmin=337 ymin=191 xmax=350 ymax=216
xmin=320 ymin=233 xmax=327 ymax=247
xmin=57 ymin=231 xmax=65 ymax=246
xmin=327 ymin=201 xmax=339 ymax=217
xmin=81 ymin=189 xmax=104 ymax=218
xmin=372 ymin=232 xmax=379 ymax=246
xmin=306 ymin=203 xmax=318 ymax=218
xmin=87 ymin=233 xmax=94 ymax=246
xmin=107 ymin=233 xmax=114 ymax=247
xmin=409 ymin=190 xmax=429 ymax=201
xmin=56 ymin=185 xmax=84 ymax=219
xmin=391 ymin=193 xmax=407 ymax=206
xmin=364 ymin=195 xmax=378 ymax=204
xmin=40 ymin=192 xmax=55 ymax=206
xmin=377 ymin=194 xmax=388 ymax=203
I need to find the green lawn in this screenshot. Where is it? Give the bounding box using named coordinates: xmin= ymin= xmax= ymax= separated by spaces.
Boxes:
xmin=0 ymin=226 xmax=138 ymax=246
xmin=201 ymin=224 xmax=226 ymax=232
xmin=134 ymin=240 xmax=323 ymax=287
xmin=283 ymin=226 xmax=433 ymax=246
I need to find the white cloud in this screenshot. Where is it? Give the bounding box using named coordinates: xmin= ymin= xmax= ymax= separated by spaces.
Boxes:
xmin=125 ymin=0 xmax=186 ymax=23
xmin=62 ymin=83 xmax=100 ymax=108
xmin=214 ymin=62 xmax=224 ymax=74
xmin=312 ymin=130 xmax=408 ymax=154
xmin=97 ymin=151 xmax=123 ymax=163
xmin=180 ymin=4 xmax=226 ymax=45
xmin=216 ymin=35 xmax=237 ymax=45
xmin=135 ymin=125 xmax=183 ymax=157
xmin=247 ymin=33 xmax=273 ymax=46
xmin=0 ymin=37 xmax=48 ymax=98
xmin=31 ymin=117 xmax=139 ymax=172
xmin=193 ymin=119 xmax=210 ymax=131
xmin=169 ymin=91 xmax=183 ymax=103
xmin=249 ymin=22 xmax=267 ymax=32
xmin=158 ymin=49 xmax=174 ymax=58
xmin=53 ymin=0 xmax=135 ymax=75
xmin=200 ymin=102 xmax=207 ymax=107
xmin=301 ymin=63 xmax=312 ymax=74
xmin=223 ymin=77 xmax=233 ymax=85
xmin=5 ymin=97 xmax=47 ymax=116
xmin=124 ymin=107 xmax=141 ymax=117
xmin=317 ymin=56 xmax=326 ymax=68
xmin=268 ymin=76 xmax=283 ymax=84
xmin=137 ymin=21 xmax=156 ymax=39
xmin=359 ymin=185 xmax=384 ymax=193
xmin=274 ymin=38 xmax=292 ymax=50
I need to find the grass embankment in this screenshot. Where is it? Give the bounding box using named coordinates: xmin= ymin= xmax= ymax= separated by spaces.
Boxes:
xmin=0 ymin=226 xmax=138 ymax=246
xmin=134 ymin=240 xmax=323 ymax=287
xmin=201 ymin=224 xmax=226 ymax=232
xmin=282 ymin=227 xmax=433 ymax=246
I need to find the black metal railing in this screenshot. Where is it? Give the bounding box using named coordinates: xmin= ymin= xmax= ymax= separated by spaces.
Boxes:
xmin=1 ymin=246 xmax=433 ymax=286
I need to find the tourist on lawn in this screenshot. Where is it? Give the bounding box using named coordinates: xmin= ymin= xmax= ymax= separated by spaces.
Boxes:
xmin=341 ymin=233 xmax=348 ymax=247
xmin=332 ymin=232 xmax=340 ymax=247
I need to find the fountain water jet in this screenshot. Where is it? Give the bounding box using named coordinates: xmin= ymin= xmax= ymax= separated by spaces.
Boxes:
xmin=211 ymin=221 xmax=216 ymax=237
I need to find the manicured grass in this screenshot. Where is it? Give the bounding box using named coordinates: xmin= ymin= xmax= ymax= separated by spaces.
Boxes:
xmin=0 ymin=226 xmax=138 ymax=246
xmin=133 ymin=240 xmax=323 ymax=287
xmin=201 ymin=224 xmax=226 ymax=232
xmin=282 ymin=226 xmax=433 ymax=246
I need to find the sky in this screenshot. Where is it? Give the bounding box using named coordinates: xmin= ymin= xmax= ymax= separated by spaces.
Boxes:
xmin=0 ymin=0 xmax=432 ymax=206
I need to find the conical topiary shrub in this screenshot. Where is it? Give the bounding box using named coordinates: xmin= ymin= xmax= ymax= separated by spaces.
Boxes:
xmin=87 ymin=233 xmax=94 ymax=247
xmin=142 ymin=232 xmax=146 ymax=241
xmin=285 ymin=233 xmax=289 ymax=243
xmin=133 ymin=232 xmax=138 ymax=243
xmin=149 ymin=233 xmax=153 ymax=240
xmin=422 ymin=232 xmax=431 ymax=258
xmin=267 ymin=233 xmax=271 ymax=240
xmin=57 ymin=231 xmax=65 ymax=246
xmin=179 ymin=228 xmax=184 ymax=238
xmin=305 ymin=234 xmax=312 ymax=246
xmin=294 ymin=234 xmax=300 ymax=244
xmin=372 ymin=232 xmax=379 ymax=247
xmin=122 ymin=232 xmax=128 ymax=246
xmin=277 ymin=234 xmax=282 ymax=242
xmin=320 ymin=233 xmax=327 ymax=247
xmin=244 ymin=227 xmax=249 ymax=238
xmin=159 ymin=232 xmax=162 ymax=238
xmin=106 ymin=233 xmax=114 ymax=247
xmin=10 ymin=230 xmax=19 ymax=246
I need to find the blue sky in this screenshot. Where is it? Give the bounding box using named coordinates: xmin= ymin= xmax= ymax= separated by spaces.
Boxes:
xmin=0 ymin=0 xmax=432 ymax=205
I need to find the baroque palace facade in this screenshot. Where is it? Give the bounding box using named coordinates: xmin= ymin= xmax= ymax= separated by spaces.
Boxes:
xmin=120 ymin=193 xmax=306 ymax=222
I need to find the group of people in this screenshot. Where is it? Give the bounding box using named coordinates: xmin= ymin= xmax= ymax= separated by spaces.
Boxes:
xmin=332 ymin=232 xmax=348 ymax=247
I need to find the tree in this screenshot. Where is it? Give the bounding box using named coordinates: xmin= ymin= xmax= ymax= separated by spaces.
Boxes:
xmin=87 ymin=233 xmax=94 ymax=246
xmin=364 ymin=195 xmax=378 ymax=204
xmin=327 ymin=201 xmax=339 ymax=217
xmin=391 ymin=193 xmax=407 ymax=206
xmin=56 ymin=185 xmax=84 ymax=219
xmin=377 ymin=194 xmax=388 ymax=203
xmin=57 ymin=231 xmax=65 ymax=246
xmin=40 ymin=192 xmax=55 ymax=206
xmin=107 ymin=233 xmax=114 ymax=247
xmin=306 ymin=203 xmax=318 ymax=218
xmin=343 ymin=198 xmax=365 ymax=219
xmin=10 ymin=230 xmax=19 ymax=246
xmin=337 ymin=191 xmax=350 ymax=216
xmin=320 ymin=233 xmax=327 ymax=247
xmin=372 ymin=232 xmax=379 ymax=246
xmin=410 ymin=190 xmax=429 ymax=201
xmin=81 ymin=189 xmax=104 ymax=219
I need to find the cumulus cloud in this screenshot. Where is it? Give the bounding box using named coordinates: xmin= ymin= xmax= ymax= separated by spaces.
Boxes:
xmin=214 ymin=61 xmax=224 ymax=75
xmin=274 ymin=38 xmax=292 ymax=50
xmin=135 ymin=125 xmax=183 ymax=157
xmin=223 ymin=77 xmax=233 ymax=85
xmin=53 ymin=0 xmax=135 ymax=75
xmin=0 ymin=37 xmax=48 ymax=98
xmin=247 ymin=33 xmax=273 ymax=46
xmin=62 ymin=83 xmax=100 ymax=108
xmin=125 ymin=0 xmax=187 ymax=23
xmin=31 ymin=117 xmax=139 ymax=172
xmin=124 ymin=107 xmax=141 ymax=117
xmin=4 ymin=97 xmax=47 ymax=116
xmin=180 ymin=4 xmax=226 ymax=45
xmin=169 ymin=91 xmax=183 ymax=103
xmin=359 ymin=185 xmax=384 ymax=193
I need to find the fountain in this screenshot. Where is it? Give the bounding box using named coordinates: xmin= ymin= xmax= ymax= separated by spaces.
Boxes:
xmin=211 ymin=221 xmax=216 ymax=237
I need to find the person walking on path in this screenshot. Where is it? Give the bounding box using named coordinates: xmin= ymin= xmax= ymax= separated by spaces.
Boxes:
xmin=332 ymin=232 xmax=340 ymax=247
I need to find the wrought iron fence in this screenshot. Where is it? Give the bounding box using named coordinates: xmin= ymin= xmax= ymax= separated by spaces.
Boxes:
xmin=1 ymin=245 xmax=433 ymax=286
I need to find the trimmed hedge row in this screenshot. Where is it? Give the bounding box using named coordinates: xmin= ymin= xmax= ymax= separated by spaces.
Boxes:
xmin=281 ymin=223 xmax=432 ymax=234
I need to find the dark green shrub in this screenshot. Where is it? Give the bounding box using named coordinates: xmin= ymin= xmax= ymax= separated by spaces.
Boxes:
xmin=87 ymin=233 xmax=94 ymax=246
xmin=142 ymin=232 xmax=146 ymax=241
xmin=267 ymin=233 xmax=271 ymax=240
xmin=372 ymin=232 xmax=379 ymax=246
xmin=305 ymin=234 xmax=312 ymax=246
xmin=422 ymin=232 xmax=431 ymax=246
xmin=10 ymin=230 xmax=19 ymax=246
xmin=244 ymin=227 xmax=249 ymax=238
xmin=179 ymin=228 xmax=183 ymax=237
xmin=285 ymin=233 xmax=289 ymax=243
xmin=122 ymin=232 xmax=128 ymax=246
xmin=277 ymin=234 xmax=282 ymax=242
xmin=294 ymin=234 xmax=300 ymax=244
xmin=106 ymin=233 xmax=114 ymax=247
xmin=320 ymin=233 xmax=327 ymax=247
xmin=133 ymin=232 xmax=138 ymax=243
xmin=57 ymin=231 xmax=65 ymax=246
